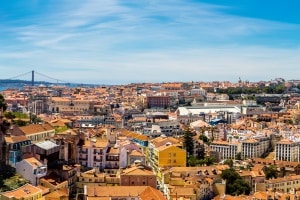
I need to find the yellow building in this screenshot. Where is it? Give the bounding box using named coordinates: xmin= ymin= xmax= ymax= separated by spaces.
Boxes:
xmin=151 ymin=144 xmax=186 ymax=182
xmin=0 ymin=184 xmax=43 ymax=200
xmin=147 ymin=137 xmax=186 ymax=183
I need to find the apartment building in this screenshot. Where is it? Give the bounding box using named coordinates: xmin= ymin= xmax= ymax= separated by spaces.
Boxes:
xmin=143 ymin=121 xmax=181 ymax=138
xmin=4 ymin=135 xmax=31 ymax=167
xmin=242 ymin=136 xmax=271 ymax=159
xmin=147 ymin=136 xmax=184 ymax=172
xmin=105 ymin=146 xmax=120 ymax=174
xmin=77 ymin=137 xmax=109 ymax=170
xmin=57 ymin=164 xmax=81 ymax=196
xmin=265 ymin=175 xmax=300 ymax=193
xmin=152 ymin=144 xmax=186 ymax=181
xmin=275 ymin=139 xmax=299 ymax=162
xmin=210 ymin=140 xmax=241 ymax=160
xmin=146 ymin=96 xmax=170 ymax=108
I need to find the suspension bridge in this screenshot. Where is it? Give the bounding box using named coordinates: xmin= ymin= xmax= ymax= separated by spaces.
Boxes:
xmin=0 ymin=70 xmax=97 ymax=90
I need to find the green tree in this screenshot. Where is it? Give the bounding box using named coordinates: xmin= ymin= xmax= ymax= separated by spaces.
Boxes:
xmin=224 ymin=159 xmax=234 ymax=168
xmin=4 ymin=112 xmax=16 ymax=121
xmin=0 ymin=94 xmax=7 ymax=112
xmin=264 ymin=165 xmax=278 ymax=179
xmin=235 ymin=152 xmax=242 ymax=160
xmin=199 ymin=134 xmax=208 ymax=143
xmin=1 ymin=175 xmax=28 ymax=192
xmin=204 ymin=156 xmax=216 ymax=166
xmin=31 ymin=114 xmax=43 ymax=124
xmin=221 ymin=168 xmax=250 ymax=195
xmin=183 ymin=126 xmax=195 ymax=160
xmin=14 ymin=119 xmax=27 ymax=126
xmin=188 ymin=156 xmax=198 ymax=167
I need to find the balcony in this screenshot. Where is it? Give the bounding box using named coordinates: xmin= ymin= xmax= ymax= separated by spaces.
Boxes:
xmin=79 ymin=150 xmax=88 ymax=154
xmin=79 ymin=157 xmax=87 ymax=161
xmin=105 ymin=164 xmax=119 ymax=169
xmin=94 ymin=157 xmax=102 ymax=162
xmin=106 ymin=156 xmax=119 ymax=161
xmin=94 ymin=150 xmax=103 ymax=154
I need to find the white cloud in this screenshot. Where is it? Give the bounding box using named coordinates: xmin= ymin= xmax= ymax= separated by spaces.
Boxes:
xmin=0 ymin=0 xmax=300 ymax=84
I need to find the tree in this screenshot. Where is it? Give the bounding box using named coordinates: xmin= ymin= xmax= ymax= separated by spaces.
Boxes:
xmin=0 ymin=94 xmax=7 ymax=112
xmin=235 ymin=152 xmax=242 ymax=160
xmin=199 ymin=134 xmax=209 ymax=143
xmin=221 ymin=168 xmax=250 ymax=195
xmin=4 ymin=112 xmax=16 ymax=122
xmin=204 ymin=156 xmax=216 ymax=166
xmin=264 ymin=165 xmax=278 ymax=179
xmin=188 ymin=156 xmax=198 ymax=167
xmin=183 ymin=126 xmax=195 ymax=160
xmin=224 ymin=159 xmax=234 ymax=168
xmin=14 ymin=119 xmax=27 ymax=126
xmin=1 ymin=175 xmax=28 ymax=192
xmin=31 ymin=114 xmax=43 ymax=124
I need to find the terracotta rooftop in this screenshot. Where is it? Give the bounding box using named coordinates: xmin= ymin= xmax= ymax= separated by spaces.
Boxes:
xmin=1 ymin=184 xmax=42 ymax=199
xmin=121 ymin=165 xmax=154 ymax=176
xmin=86 ymin=186 xmax=166 ymax=200
xmin=5 ymin=135 xmax=30 ymax=144
xmin=84 ymin=138 xmax=109 ymax=148
xmin=130 ymin=150 xmax=144 ymax=157
xmin=24 ymin=157 xmax=44 ymax=168
xmin=19 ymin=123 xmax=54 ymax=135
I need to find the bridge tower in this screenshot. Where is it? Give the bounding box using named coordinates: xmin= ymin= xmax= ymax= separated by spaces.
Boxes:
xmin=31 ymin=70 xmax=34 ymax=86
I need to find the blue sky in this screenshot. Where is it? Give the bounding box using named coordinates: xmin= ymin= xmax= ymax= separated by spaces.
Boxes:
xmin=0 ymin=0 xmax=300 ymax=84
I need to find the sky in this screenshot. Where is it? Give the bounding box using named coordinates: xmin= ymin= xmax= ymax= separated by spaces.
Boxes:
xmin=0 ymin=0 xmax=300 ymax=84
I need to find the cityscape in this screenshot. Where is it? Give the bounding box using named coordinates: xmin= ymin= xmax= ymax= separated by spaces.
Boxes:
xmin=0 ymin=77 xmax=300 ymax=200
xmin=1 ymin=0 xmax=300 ymax=200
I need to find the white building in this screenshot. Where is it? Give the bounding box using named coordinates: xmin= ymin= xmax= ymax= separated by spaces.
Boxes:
xmin=210 ymin=140 xmax=241 ymax=160
xmin=241 ymin=136 xmax=271 ymax=159
xmin=77 ymin=138 xmax=109 ymax=170
xmin=275 ymin=139 xmax=299 ymax=162
xmin=16 ymin=157 xmax=47 ymax=186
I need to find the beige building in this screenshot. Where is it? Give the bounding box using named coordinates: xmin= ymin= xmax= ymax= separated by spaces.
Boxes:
xmin=275 ymin=139 xmax=299 ymax=162
xmin=50 ymin=97 xmax=90 ymax=114
xmin=120 ymin=164 xmax=157 ymax=188
xmin=19 ymin=123 xmax=55 ymax=143
xmin=265 ymin=174 xmax=300 ymax=193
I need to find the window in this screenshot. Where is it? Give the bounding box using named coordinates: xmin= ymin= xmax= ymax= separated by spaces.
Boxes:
xmin=173 ymin=153 xmax=176 ymax=157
